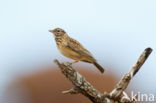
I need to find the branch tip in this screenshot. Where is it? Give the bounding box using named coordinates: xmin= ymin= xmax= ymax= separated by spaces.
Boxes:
xmin=62 ymin=88 xmax=79 ymax=94
xmin=145 ymin=47 xmax=152 ymax=58
xmin=54 ymin=59 xmax=59 ymax=64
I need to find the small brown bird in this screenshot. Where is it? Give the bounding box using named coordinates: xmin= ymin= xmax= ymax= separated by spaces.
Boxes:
xmin=49 ymin=28 xmax=105 ymax=73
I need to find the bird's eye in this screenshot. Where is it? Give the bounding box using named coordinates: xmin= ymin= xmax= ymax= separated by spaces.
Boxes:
xmin=57 ymin=30 xmax=60 ymax=32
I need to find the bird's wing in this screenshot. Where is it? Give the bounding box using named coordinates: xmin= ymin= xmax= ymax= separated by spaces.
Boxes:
xmin=66 ymin=37 xmax=96 ymax=61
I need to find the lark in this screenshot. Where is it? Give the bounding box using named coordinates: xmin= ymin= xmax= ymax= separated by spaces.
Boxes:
xmin=49 ymin=28 xmax=105 ymax=73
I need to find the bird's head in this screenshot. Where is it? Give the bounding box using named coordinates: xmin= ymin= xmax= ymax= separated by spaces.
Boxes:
xmin=49 ymin=28 xmax=66 ymax=38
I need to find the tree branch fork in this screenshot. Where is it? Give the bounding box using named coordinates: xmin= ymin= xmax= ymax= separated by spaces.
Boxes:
xmin=54 ymin=48 xmax=152 ymax=103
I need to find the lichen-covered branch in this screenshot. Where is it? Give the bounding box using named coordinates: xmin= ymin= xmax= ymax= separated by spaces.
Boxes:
xmin=109 ymin=48 xmax=152 ymax=101
xmin=54 ymin=47 xmax=152 ymax=103
xmin=54 ymin=60 xmax=109 ymax=103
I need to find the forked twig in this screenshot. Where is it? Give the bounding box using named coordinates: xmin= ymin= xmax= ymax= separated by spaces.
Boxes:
xmin=109 ymin=48 xmax=152 ymax=100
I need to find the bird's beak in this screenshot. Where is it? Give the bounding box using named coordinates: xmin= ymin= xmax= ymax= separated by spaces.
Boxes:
xmin=49 ymin=30 xmax=54 ymax=33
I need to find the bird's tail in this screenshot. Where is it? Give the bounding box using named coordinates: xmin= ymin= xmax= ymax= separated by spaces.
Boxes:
xmin=93 ymin=62 xmax=105 ymax=73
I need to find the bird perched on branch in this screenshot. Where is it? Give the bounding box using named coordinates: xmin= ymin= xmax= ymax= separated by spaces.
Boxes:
xmin=49 ymin=28 xmax=105 ymax=73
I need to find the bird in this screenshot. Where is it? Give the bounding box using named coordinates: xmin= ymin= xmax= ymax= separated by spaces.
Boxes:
xmin=49 ymin=28 xmax=105 ymax=73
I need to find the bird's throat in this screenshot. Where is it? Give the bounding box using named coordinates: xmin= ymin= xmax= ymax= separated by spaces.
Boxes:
xmin=55 ymin=37 xmax=62 ymax=45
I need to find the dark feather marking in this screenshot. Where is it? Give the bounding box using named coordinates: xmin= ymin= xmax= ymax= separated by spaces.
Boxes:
xmin=66 ymin=42 xmax=94 ymax=59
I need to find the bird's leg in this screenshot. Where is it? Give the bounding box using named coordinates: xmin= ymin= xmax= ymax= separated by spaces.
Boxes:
xmin=69 ymin=60 xmax=79 ymax=65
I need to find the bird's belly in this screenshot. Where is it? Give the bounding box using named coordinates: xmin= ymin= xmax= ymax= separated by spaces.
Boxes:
xmin=58 ymin=46 xmax=81 ymax=60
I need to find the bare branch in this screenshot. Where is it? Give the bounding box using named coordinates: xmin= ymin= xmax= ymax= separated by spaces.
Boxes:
xmin=54 ymin=47 xmax=152 ymax=103
xmin=54 ymin=60 xmax=108 ymax=103
xmin=109 ymin=48 xmax=152 ymax=100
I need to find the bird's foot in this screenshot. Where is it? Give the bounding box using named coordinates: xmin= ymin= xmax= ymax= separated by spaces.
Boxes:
xmin=69 ymin=60 xmax=79 ymax=65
